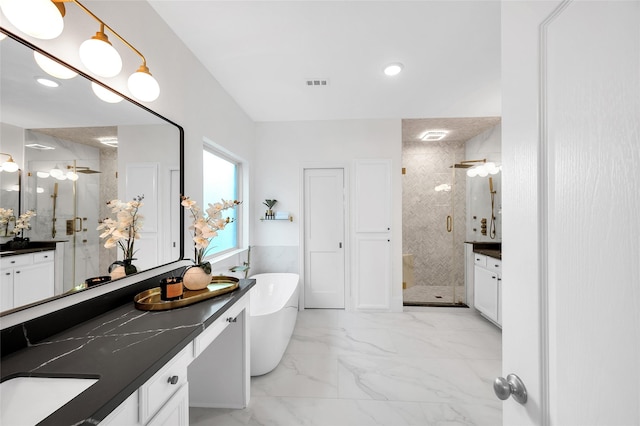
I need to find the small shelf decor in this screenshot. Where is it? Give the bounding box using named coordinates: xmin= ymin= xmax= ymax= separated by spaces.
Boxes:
xmin=263 ymin=199 xmax=277 ymax=219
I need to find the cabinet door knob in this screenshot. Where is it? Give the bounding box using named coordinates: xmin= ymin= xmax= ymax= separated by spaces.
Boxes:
xmin=167 ymin=375 xmax=179 ymax=385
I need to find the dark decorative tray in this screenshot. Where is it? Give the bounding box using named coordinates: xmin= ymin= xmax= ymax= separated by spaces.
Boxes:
xmin=134 ymin=276 xmax=239 ymax=311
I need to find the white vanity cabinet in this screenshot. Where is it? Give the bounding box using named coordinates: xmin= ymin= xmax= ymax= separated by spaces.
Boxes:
xmin=1 ymin=251 xmax=55 ymax=310
xmin=101 ymin=292 xmax=250 ymax=425
xmin=473 ymin=253 xmax=502 ymax=327
xmin=101 ymin=345 xmax=191 ymax=426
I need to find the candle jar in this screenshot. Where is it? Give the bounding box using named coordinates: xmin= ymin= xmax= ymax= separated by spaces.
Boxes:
xmin=160 ymin=276 xmax=184 ymax=301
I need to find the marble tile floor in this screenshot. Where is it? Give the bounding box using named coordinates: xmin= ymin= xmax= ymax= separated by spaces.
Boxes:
xmin=191 ymin=307 xmax=502 ymax=426
xmin=403 ymin=285 xmax=467 ymax=306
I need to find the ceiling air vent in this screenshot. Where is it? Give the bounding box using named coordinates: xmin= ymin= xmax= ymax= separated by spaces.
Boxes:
xmin=305 ymin=79 xmax=329 ymax=87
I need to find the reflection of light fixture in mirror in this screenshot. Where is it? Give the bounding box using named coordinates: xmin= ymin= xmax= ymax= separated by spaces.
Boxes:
xmin=36 ymin=171 xmax=50 ymax=178
xmin=383 ymin=62 xmax=404 ymax=76
xmin=66 ymin=171 xmax=79 ymax=181
xmin=34 ymin=51 xmax=78 ymax=79
xmin=0 ymin=153 xmax=19 ymax=172
xmin=49 ymin=167 xmax=63 ymax=178
xmin=91 ymin=82 xmax=123 ymax=103
xmin=128 ymin=64 xmax=160 ymax=102
xmin=8 ymin=184 xmax=20 ymax=191
xmin=466 ymin=161 xmax=501 ymax=178
xmin=36 ymin=76 xmax=59 ymax=87
xmin=79 ymin=24 xmax=122 ymax=78
xmin=0 ymin=0 xmax=65 ymax=40
xmin=36 ymin=187 xmax=45 ymax=194
xmin=420 ymin=131 xmax=448 ymax=141
xmin=0 ymin=32 xmax=6 ymax=41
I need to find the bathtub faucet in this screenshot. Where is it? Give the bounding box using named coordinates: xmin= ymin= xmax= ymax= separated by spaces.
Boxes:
xmin=229 ymin=245 xmax=251 ymax=279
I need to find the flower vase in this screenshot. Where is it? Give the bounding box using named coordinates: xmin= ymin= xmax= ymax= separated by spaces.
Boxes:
xmin=122 ymin=259 xmax=137 ymax=275
xmin=183 ymin=265 xmax=211 ymax=290
xmin=8 ymin=237 xmax=29 ymax=250
xmin=109 ymin=259 xmax=137 ymax=280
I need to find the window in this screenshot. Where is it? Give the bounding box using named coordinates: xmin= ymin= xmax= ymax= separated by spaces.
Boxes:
xmin=202 ymin=146 xmax=240 ymax=257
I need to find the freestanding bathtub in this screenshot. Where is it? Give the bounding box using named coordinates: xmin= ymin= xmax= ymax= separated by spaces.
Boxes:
xmin=249 ymin=273 xmax=300 ymax=376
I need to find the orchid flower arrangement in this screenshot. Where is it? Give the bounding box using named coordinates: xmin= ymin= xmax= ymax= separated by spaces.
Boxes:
xmin=2 ymin=209 xmax=36 ymax=239
xmin=181 ymin=195 xmax=241 ymax=273
xmin=97 ymin=195 xmax=144 ymax=260
xmin=0 ymin=208 xmax=15 ymax=236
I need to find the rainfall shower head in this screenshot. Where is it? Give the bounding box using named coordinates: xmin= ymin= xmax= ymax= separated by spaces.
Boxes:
xmin=449 ymin=159 xmax=487 ymax=169
xmin=68 ymin=165 xmax=101 ymax=174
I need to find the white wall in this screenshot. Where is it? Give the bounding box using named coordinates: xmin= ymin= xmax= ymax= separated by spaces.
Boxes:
xmin=253 ymin=119 xmax=403 ymax=311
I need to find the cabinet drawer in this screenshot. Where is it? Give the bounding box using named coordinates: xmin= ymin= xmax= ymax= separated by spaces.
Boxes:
xmin=139 ymin=345 xmax=192 ymax=424
xmin=473 ymin=254 xmax=487 ymax=267
xmin=193 ymin=294 xmax=247 ymax=358
xmin=486 ymin=257 xmax=501 ymax=273
xmin=33 ymin=251 xmax=54 ymax=263
xmin=1 ymin=254 xmax=32 ymax=269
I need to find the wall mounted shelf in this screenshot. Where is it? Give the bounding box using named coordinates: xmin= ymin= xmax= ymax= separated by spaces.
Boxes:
xmin=260 ymin=216 xmax=293 ymax=222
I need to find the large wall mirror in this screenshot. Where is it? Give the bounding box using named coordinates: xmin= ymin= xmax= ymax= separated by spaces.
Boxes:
xmin=0 ymin=29 xmax=184 ymax=314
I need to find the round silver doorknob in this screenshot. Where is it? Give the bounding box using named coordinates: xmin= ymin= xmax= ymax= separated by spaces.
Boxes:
xmin=494 ymin=373 xmax=528 ymax=404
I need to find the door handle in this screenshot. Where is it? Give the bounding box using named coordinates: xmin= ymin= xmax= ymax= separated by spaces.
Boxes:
xmin=446 ymin=215 xmax=452 ymax=233
xmin=74 ymin=217 xmax=83 ymax=233
xmin=494 ymin=374 xmax=527 ymax=404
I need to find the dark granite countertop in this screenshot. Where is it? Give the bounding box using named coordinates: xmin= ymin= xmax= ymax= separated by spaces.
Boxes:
xmin=0 ymin=240 xmax=66 ymax=257
xmin=466 ymin=241 xmax=502 ymax=260
xmin=0 ymin=279 xmax=255 ymax=425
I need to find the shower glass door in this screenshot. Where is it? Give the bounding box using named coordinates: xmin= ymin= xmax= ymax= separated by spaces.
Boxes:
xmin=402 ymin=143 xmax=467 ymax=306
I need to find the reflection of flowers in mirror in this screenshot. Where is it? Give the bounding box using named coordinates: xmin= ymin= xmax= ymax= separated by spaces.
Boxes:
xmin=0 ymin=208 xmax=15 ymax=236
xmin=181 ymin=195 xmax=241 ymax=270
xmin=97 ymin=195 xmax=144 ymax=260
xmin=3 ymin=210 xmax=36 ymax=238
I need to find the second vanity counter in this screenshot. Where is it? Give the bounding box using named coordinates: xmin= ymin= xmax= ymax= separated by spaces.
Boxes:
xmin=0 ymin=278 xmax=255 ymax=425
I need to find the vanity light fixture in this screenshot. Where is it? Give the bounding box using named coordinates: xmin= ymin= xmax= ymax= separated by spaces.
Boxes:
xmin=0 ymin=0 xmax=65 ymax=40
xmin=0 ymin=152 xmax=19 ymax=172
xmin=70 ymin=0 xmax=160 ymax=101
xmin=383 ymin=62 xmax=404 ymax=76
xmin=36 ymin=171 xmax=50 ymax=178
xmin=1 ymin=0 xmax=160 ymax=102
xmin=420 ymin=130 xmax=448 ymax=141
xmin=34 ymin=51 xmax=78 ymax=79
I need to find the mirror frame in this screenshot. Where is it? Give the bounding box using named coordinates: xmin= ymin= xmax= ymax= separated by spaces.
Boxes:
xmin=0 ymin=28 xmax=185 ymax=315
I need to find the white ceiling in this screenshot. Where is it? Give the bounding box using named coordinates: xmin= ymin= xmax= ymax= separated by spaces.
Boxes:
xmin=148 ymin=1 xmax=502 ymax=124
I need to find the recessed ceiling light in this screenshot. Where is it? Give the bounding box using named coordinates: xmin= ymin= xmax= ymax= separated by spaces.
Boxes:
xmin=383 ymin=63 xmax=404 ymax=76
xmin=420 ymin=130 xmax=448 ymax=141
xmin=36 ymin=77 xmax=59 ymax=88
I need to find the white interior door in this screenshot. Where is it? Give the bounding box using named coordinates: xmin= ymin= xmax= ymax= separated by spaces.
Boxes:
xmin=304 ymin=168 xmax=345 ymax=308
xmin=502 ymin=1 xmax=640 ymax=424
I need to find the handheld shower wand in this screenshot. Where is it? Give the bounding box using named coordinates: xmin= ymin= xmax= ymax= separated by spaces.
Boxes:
xmin=488 ymin=177 xmax=496 ymax=239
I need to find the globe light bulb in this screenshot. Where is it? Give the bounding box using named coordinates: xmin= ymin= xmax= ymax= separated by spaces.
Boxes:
xmin=79 ymin=31 xmax=122 ymax=78
xmin=128 ymin=66 xmax=160 ymax=102
xmin=0 ymin=0 xmax=64 ymax=40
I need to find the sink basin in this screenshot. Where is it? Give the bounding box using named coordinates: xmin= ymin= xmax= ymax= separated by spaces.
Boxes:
xmin=0 ymin=376 xmax=98 ymax=425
